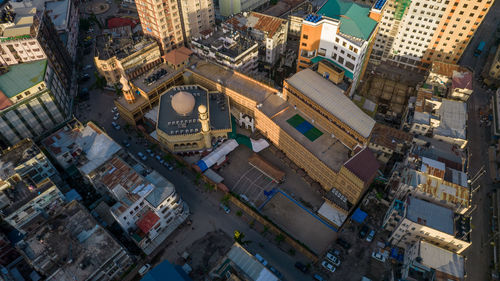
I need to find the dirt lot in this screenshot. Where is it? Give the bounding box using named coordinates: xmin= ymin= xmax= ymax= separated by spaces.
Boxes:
xmin=261 ymin=192 xmax=337 ymax=255
xmin=178 ymin=230 xmax=233 ymax=280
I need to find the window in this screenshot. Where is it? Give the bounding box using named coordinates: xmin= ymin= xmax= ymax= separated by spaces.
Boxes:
xmin=301 ymin=43 xmax=307 ymax=47
xmin=335 ymin=38 xmax=339 ymax=43
xmin=303 ymin=34 xmax=308 ymax=39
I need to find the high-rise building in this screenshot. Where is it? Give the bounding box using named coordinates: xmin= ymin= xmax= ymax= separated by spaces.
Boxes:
xmin=135 ymin=0 xmax=214 ymax=52
xmin=0 ymin=60 xmax=70 ymax=146
xmin=296 ymin=0 xmax=383 ymax=96
xmin=371 ymin=0 xmax=494 ymax=69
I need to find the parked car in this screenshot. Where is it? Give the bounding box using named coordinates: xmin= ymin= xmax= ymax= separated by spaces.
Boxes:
xmin=321 ymin=260 xmax=336 ymax=273
xmin=138 ymin=264 xmax=151 ymax=276
xmin=359 ymin=225 xmax=369 ymax=239
xmin=366 ymin=230 xmax=375 ymax=242
xmin=268 ymin=266 xmax=283 ymax=279
xmin=137 ymin=152 xmax=147 ymax=161
xmin=336 ymin=238 xmax=351 ymax=249
xmin=325 ymin=252 xmax=340 ymax=266
xmin=255 ymin=254 xmax=268 ymax=266
xmin=83 ymin=64 xmax=93 ymax=70
xmin=112 ymin=106 xmax=118 ymax=112
xmin=294 ymin=262 xmax=308 ymax=273
xmin=219 ymin=203 xmax=230 ymax=214
xmin=156 ymin=155 xmax=162 ymax=161
xmin=122 ymin=140 xmax=130 ymax=148
xmin=371 ymin=251 xmax=386 ymax=262
xmin=313 ymin=274 xmax=325 ymax=281
xmin=332 ymin=249 xmax=341 ymax=257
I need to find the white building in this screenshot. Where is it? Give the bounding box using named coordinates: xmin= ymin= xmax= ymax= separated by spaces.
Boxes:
xmin=92 ymin=156 xmax=189 ymax=254
xmin=179 ymin=0 xmax=215 ymax=39
xmin=224 ymin=12 xmax=288 ymax=66
xmin=403 ymin=240 xmax=465 ymax=281
xmin=191 ymin=28 xmax=258 ymax=73
xmin=0 ymin=59 xmax=70 ymax=146
xmin=382 ymin=196 xmax=471 ymax=254
xmin=219 ymin=0 xmax=268 ymax=17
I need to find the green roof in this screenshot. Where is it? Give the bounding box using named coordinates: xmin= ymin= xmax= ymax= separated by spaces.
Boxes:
xmin=0 ymin=59 xmax=47 ymax=98
xmin=310 ymin=56 xmax=354 ymax=79
xmin=318 ymin=0 xmax=377 ymax=40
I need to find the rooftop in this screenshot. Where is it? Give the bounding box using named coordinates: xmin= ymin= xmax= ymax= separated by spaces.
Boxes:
xmin=286 ymin=68 xmax=375 ymax=138
xmin=43 ymin=121 xmax=122 ymax=174
xmin=0 ymin=59 xmax=47 ymax=99
xmin=164 ymin=46 xmax=192 ymax=66
xmin=21 ymin=201 xmax=126 ymax=281
xmin=157 ymin=85 xmax=231 ymax=136
xmin=45 ymin=0 xmax=69 ymax=29
xmin=370 ymin=123 xmax=412 ymax=151
xmin=225 ymin=243 xmax=279 ymax=281
xmin=415 ymin=240 xmax=465 ymax=279
xmin=403 ymin=169 xmax=470 ymax=210
xmin=132 ymin=63 xmax=182 ymax=93
xmin=192 ymin=29 xmax=258 ymax=60
xmin=434 ymin=99 xmax=467 ymax=140
xmin=316 ymin=0 xmax=377 ymax=40
xmin=406 ymin=196 xmax=454 ymax=234
xmin=412 ymin=135 xmax=466 ymax=172
xmin=225 ymin=12 xmax=287 ymax=38
xmin=262 ymin=0 xmax=306 ymax=17
xmin=95 ymin=29 xmax=158 ymax=61
xmin=343 ymin=147 xmax=380 ymax=182
xmin=141 ymin=260 xmax=192 ymax=281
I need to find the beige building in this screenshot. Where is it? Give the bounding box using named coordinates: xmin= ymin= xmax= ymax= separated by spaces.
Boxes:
xmin=94 ymin=31 xmax=162 ymax=86
xmin=490 ymin=46 xmax=500 ymax=79
xmin=155 ymin=85 xmax=232 ymax=152
xmin=135 ymin=0 xmax=214 ymax=52
xmin=383 ymin=196 xmax=471 ymax=254
xmin=371 ymin=0 xmax=494 ymax=69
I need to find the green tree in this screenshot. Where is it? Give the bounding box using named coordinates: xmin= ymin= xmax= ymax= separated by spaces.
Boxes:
xmin=275 ymin=233 xmax=285 ymax=245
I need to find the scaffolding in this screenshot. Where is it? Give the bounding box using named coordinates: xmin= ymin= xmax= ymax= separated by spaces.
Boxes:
xmin=394 ymin=0 xmax=411 ymax=20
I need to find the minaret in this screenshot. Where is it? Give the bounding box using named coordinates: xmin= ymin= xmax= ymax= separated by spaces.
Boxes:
xmin=120 ymin=75 xmax=136 ymax=104
xmin=198 ymin=104 xmax=211 ymax=149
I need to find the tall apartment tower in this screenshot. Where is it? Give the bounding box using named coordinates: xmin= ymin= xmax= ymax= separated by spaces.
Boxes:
xmin=371 ymin=0 xmax=494 ymax=69
xmin=135 ymin=0 xmax=214 ymax=52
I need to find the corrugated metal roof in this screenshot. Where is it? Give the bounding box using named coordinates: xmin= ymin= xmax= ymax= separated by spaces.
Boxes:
xmin=435 ymin=99 xmax=467 ymax=140
xmin=286 ymin=69 xmax=375 ymax=138
xmin=406 ymin=196 xmax=454 ymax=234
xmin=418 ymin=241 xmax=464 ymax=278
xmin=227 ymin=244 xmax=278 ymax=281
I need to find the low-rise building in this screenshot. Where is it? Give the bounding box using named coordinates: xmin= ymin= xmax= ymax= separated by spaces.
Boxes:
xmin=219 ymin=0 xmax=268 ymax=17
xmin=16 ymin=200 xmax=133 ymax=281
xmin=42 ymin=121 xmax=124 ymax=176
xmin=94 ymin=28 xmax=162 ymax=86
xmin=191 ymin=29 xmax=258 ymax=73
xmin=89 ymin=156 xmax=189 ymax=254
xmin=224 ymin=12 xmax=288 ymax=67
xmin=403 ymin=240 xmax=465 ymax=281
xmin=404 ymin=90 xmax=467 ymax=149
xmin=426 ymin=61 xmax=473 ymax=102
xmin=0 ymin=139 xmax=59 ymax=215
xmin=382 ymin=196 xmax=471 ymax=254
xmin=368 ymin=122 xmax=412 ymax=164
xmin=210 ymin=243 xmax=280 ymax=281
xmin=0 ymin=59 xmax=70 ymax=146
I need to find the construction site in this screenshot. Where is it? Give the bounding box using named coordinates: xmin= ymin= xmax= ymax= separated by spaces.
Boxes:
xmin=356 ymin=75 xmax=415 ymax=126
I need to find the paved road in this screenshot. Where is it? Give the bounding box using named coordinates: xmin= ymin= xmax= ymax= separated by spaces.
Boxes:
xmin=73 ymin=85 xmax=314 ymax=280
xmin=458 ymin=1 xmax=500 ymax=280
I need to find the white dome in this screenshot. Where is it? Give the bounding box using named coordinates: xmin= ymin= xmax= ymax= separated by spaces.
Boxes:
xmin=171 ymin=91 xmax=195 ymax=116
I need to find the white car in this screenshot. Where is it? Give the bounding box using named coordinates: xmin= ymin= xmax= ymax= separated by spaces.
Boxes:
xmin=366 ymin=230 xmax=375 ymax=242
xmin=325 ymin=252 xmax=340 ymax=266
xmin=321 ymin=260 xmax=336 ymax=273
xmin=371 ymin=251 xmax=386 ymax=263
xmin=138 ymin=264 xmax=151 ymax=276
xmin=113 ymin=115 xmax=119 ymax=120
xmin=255 ymin=254 xmax=268 ymax=266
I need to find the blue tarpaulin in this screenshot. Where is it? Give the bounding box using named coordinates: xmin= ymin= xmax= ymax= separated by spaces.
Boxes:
xmin=352 ymin=208 xmax=368 ymax=223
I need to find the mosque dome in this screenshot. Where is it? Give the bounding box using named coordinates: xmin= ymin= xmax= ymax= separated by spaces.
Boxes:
xmin=171 ymin=91 xmax=195 ymax=116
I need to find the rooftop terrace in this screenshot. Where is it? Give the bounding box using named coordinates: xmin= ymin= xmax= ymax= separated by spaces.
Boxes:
xmin=132 ymin=63 xmax=182 ymax=93
xmin=0 ymin=59 xmax=47 ymax=99
xmin=192 ymin=30 xmax=258 ymax=60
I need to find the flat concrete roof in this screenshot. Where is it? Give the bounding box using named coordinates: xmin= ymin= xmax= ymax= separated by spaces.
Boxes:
xmin=272 ymin=106 xmax=350 ymax=172
xmin=190 ymin=61 xmax=279 ymax=104
xmin=132 ymin=64 xmax=182 ymax=93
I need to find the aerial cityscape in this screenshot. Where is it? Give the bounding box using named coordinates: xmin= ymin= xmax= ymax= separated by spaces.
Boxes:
xmin=0 ymin=0 xmax=497 ymax=279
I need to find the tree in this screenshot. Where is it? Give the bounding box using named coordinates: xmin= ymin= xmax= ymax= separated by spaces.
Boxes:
xmin=275 ymin=233 xmax=285 ymax=245
xmin=234 ymin=230 xmax=251 ymax=246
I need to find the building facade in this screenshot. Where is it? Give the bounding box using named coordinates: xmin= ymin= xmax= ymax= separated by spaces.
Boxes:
xmin=0 ymin=60 xmax=69 ymax=146
xmin=219 ymin=0 xmax=268 ymax=17
xmin=191 ymin=29 xmax=259 ymax=73
xmin=94 ymin=32 xmax=162 ymax=86
xmin=297 ymin=0 xmax=381 ymax=96
xmin=371 ymin=0 xmax=494 ymax=69
xmin=224 ymin=12 xmax=288 ymax=67
xmin=382 ymin=196 xmax=471 ymax=254
xmin=135 ymin=0 xmax=214 ymax=52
